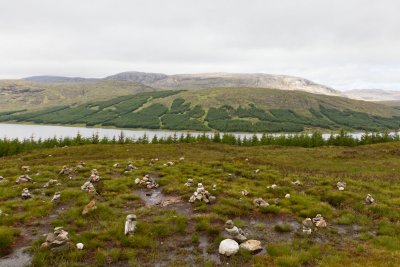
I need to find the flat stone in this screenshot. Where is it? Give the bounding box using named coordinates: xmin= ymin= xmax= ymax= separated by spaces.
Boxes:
xmin=240 ymin=240 xmax=262 ymax=253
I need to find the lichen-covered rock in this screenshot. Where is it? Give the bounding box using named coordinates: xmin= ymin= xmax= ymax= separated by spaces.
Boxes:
xmin=239 ymin=240 xmax=262 ymax=253
xmin=82 ymin=200 xmax=97 ymax=215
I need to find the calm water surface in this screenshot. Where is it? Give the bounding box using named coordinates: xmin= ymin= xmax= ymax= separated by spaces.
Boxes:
xmin=0 ymin=123 xmax=387 ymax=140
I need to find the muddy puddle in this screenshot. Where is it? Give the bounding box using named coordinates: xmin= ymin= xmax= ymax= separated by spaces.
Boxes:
xmin=135 ymin=188 xmax=193 ymax=216
xmin=199 ymin=235 xmax=221 ymax=264
xmin=0 ymin=246 xmax=32 ymax=267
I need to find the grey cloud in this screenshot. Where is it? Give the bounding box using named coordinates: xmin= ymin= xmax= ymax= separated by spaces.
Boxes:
xmin=0 ymin=0 xmax=399 ymax=90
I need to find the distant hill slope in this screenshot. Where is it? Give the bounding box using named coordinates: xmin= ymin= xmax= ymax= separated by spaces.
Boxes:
xmin=2 ymin=88 xmax=400 ymax=132
xmin=23 ymin=75 xmax=98 ymax=83
xmin=344 ymin=89 xmax=400 ymax=102
xmin=105 ymin=71 xmax=341 ymax=96
xmin=0 ymin=79 xmax=156 ymax=111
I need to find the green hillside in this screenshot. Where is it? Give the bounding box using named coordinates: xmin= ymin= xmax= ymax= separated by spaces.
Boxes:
xmin=0 ymin=79 xmax=156 ymax=112
xmin=2 ymin=88 xmax=400 ymax=132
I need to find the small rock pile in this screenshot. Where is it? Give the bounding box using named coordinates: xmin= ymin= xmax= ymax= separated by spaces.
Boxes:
xmin=51 ymin=192 xmax=61 ymax=202
xmin=253 ymin=198 xmax=269 ymax=208
xmin=81 ymin=181 xmax=96 ymax=193
xmin=337 ymin=181 xmax=346 ymax=191
xmin=40 ymin=227 xmax=71 ymax=252
xmin=291 ymin=180 xmax=302 ymax=186
xmin=43 ymin=179 xmax=59 ymax=188
xmin=302 ymin=218 xmax=313 ymax=234
xmin=76 ymin=161 xmax=86 ymax=169
xmin=164 ymin=161 xmax=175 ymax=167
xmin=135 ymin=174 xmax=159 ymax=189
xmin=59 ymin=166 xmax=72 ymax=175
xmin=184 ymin=178 xmax=194 ymax=187
xmin=21 ymin=188 xmax=32 ymax=199
xmin=224 ymin=220 xmax=247 ymax=242
xmin=125 ymin=214 xmax=137 ymax=235
xmin=312 ymin=214 xmax=327 ymax=228
xmin=302 ymin=214 xmax=328 ymax=234
xmin=21 ymin=166 xmax=30 ymax=172
xmin=150 ymin=158 xmax=159 ymax=165
xmin=16 ymin=174 xmax=33 ymax=184
xmin=267 ymin=184 xmax=277 ymax=189
xmin=188 ymin=183 xmax=216 ymax=204
xmin=89 ymin=169 xmax=100 ymax=183
xmin=365 ymin=194 xmax=375 ymax=204
xmin=125 ymin=162 xmax=137 ymax=172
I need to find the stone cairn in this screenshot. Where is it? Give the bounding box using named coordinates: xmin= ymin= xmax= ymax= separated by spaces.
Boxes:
xmin=135 ymin=174 xmax=159 ymax=189
xmin=125 ymin=162 xmax=137 ymax=172
xmin=89 ymin=169 xmax=100 ymax=183
xmin=150 ymin=158 xmax=159 ymax=165
xmin=365 ymin=194 xmax=375 ymax=204
xmin=312 ymin=214 xmax=327 ymax=228
xmin=291 ymin=180 xmax=302 ymax=186
xmin=21 ymin=188 xmax=32 ymax=199
xmin=81 ymin=181 xmax=96 ymax=193
xmin=125 ymin=214 xmax=137 ymax=235
xmin=224 ymin=220 xmax=247 ymax=243
xmin=337 ymin=181 xmax=346 ymax=191
xmin=302 ymin=214 xmax=328 ymax=234
xmin=43 ymin=179 xmax=59 ymax=188
xmin=40 ymin=227 xmax=71 ymax=252
xmin=21 ymin=166 xmax=30 ymax=172
xmin=253 ymin=198 xmax=269 ymax=208
xmin=16 ymin=174 xmax=33 ymax=184
xmin=76 ymin=161 xmax=86 ymax=169
xmin=302 ymin=218 xmax=313 ymax=234
xmin=188 ymin=183 xmax=216 ymax=204
xmin=59 ymin=166 xmax=72 ymax=175
xmin=184 ymin=178 xmax=194 ymax=187
xmin=267 ymin=184 xmax=277 ymax=189
xmin=51 ymin=192 xmax=61 ymax=202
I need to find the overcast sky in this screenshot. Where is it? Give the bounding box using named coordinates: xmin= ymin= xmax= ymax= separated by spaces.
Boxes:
xmin=0 ymin=0 xmax=399 ymax=90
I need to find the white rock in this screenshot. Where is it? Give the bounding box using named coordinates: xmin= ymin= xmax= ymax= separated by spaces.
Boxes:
xmin=219 ymin=239 xmax=239 ymax=256
xmin=76 ymin=243 xmax=84 ymax=249
xmin=285 ymin=194 xmax=291 ymax=199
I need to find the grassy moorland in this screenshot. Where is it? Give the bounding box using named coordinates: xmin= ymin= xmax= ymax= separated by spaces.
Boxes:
xmin=1 ymin=142 xmax=400 ymax=266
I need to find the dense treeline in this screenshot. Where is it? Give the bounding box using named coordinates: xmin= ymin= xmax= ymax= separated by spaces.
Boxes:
xmin=0 ymin=130 xmax=398 ymax=157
